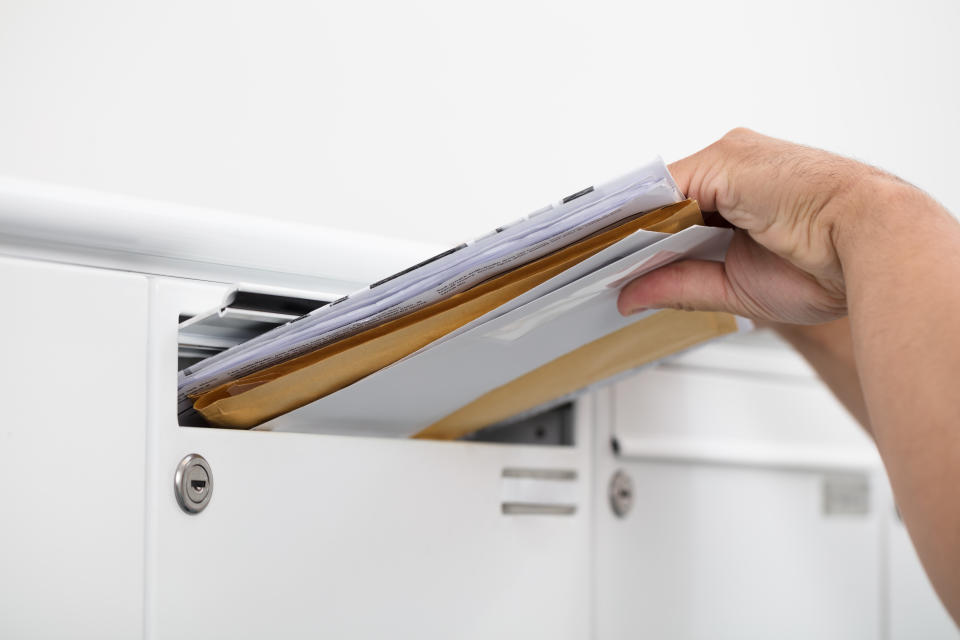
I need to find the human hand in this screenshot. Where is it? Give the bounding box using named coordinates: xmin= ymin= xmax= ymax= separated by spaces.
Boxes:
xmin=618 ymin=128 xmax=891 ymax=324
xmin=619 ymin=130 xmax=960 ymax=625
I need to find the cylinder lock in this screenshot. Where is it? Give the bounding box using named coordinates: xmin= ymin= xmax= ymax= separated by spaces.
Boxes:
xmin=608 ymin=469 xmax=634 ymax=518
xmin=174 ymin=453 xmax=213 ymax=514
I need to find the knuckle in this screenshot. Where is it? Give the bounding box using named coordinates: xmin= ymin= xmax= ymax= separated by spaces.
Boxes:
xmin=723 ymin=127 xmax=755 ymax=141
xmin=717 ymin=127 xmax=758 ymax=154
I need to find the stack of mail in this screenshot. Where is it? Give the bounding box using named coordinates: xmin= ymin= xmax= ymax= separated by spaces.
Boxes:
xmin=178 ymin=159 xmax=740 ymax=438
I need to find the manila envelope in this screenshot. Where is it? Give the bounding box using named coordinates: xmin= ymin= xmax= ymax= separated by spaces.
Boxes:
xmin=415 ymin=308 xmax=738 ymax=440
xmin=194 ymin=199 xmax=705 ymax=429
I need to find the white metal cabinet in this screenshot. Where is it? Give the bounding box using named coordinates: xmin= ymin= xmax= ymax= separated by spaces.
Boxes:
xmin=0 ymin=256 xmax=149 ymax=639
xmin=593 ymin=338 xmax=885 ymax=639
xmin=145 ymin=277 xmax=593 ymax=639
xmin=2 ymin=177 xmax=957 ymax=639
xmin=593 ymin=457 xmax=883 ymax=639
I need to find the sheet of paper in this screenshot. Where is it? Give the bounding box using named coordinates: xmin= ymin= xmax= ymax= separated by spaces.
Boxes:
xmin=263 ymin=225 xmax=733 ymax=436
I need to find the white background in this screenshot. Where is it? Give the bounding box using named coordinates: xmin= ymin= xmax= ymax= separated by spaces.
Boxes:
xmin=0 ymin=0 xmax=958 ymax=246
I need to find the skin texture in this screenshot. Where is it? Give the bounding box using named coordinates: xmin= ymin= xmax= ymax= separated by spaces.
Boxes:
xmin=618 ymin=129 xmax=960 ymax=625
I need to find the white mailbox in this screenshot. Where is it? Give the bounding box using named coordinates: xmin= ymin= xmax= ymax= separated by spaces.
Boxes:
xmin=0 ymin=177 xmax=953 ymax=639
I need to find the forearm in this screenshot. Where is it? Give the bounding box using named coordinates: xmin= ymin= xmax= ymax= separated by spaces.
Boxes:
xmin=838 ymin=176 xmax=960 ymax=622
xmin=773 ymin=318 xmax=871 ymax=435
xmin=624 ymin=131 xmax=960 ymax=619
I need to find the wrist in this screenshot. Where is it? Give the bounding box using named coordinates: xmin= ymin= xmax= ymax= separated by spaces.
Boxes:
xmin=831 ymin=172 xmax=924 ymax=269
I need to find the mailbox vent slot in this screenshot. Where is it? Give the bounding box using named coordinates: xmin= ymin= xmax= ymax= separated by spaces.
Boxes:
xmin=500 ymin=466 xmax=578 ymax=516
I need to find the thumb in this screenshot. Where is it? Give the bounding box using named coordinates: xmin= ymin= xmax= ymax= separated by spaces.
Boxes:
xmin=617 ymin=259 xmax=743 ymax=316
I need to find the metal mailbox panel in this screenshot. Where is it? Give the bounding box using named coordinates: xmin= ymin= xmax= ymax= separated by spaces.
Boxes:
xmin=147 ymin=278 xmax=592 ymax=639
xmin=0 ymin=257 xmax=149 ymax=639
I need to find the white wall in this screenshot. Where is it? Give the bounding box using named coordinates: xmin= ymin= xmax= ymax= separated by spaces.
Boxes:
xmin=0 ymin=0 xmax=957 ymax=246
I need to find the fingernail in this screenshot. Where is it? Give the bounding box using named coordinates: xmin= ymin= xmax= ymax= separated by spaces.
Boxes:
xmin=626 ymin=306 xmax=648 ymax=316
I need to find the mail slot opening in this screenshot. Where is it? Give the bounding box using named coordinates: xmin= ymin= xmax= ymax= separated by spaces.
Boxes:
xmin=177 ymin=287 xmax=339 ymax=427
xmin=176 ymin=294 xmax=576 ymax=446
xmin=177 ymin=290 xmax=332 ymax=365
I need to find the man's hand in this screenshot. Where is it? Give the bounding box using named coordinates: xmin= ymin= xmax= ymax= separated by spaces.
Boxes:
xmin=618 ymin=128 xmax=889 ymax=324
xmin=619 ymin=129 xmax=960 ymax=627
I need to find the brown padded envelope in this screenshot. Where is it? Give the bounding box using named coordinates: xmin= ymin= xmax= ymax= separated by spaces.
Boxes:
xmin=415 ymin=309 xmax=738 ymax=440
xmin=194 ymin=200 xmax=704 ymax=428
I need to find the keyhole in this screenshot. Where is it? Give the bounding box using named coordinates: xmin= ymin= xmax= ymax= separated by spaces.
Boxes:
xmin=191 ymin=479 xmax=207 ymax=494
